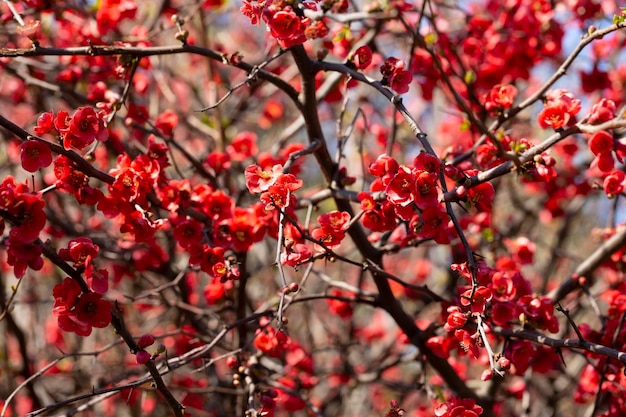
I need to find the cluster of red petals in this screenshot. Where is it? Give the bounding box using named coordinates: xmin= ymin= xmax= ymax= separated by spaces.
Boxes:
xmin=259 ymin=173 xmax=303 ymax=210
xmin=52 ymin=278 xmax=111 ymax=336
xmin=20 ymin=140 xmax=52 ymax=172
xmin=241 ymin=0 xmax=328 ymax=48
xmin=580 ymin=98 xmax=626 ymax=197
xmin=351 ymin=45 xmax=372 ymax=70
xmin=244 ymin=156 xmax=312 ymax=263
xmin=603 ymin=170 xmax=626 ymax=196
xmin=537 ymin=89 xmax=581 ymax=130
xmin=0 ymin=176 xmax=47 ymax=245
xmin=434 ymin=397 xmax=483 ymax=417
xmin=6 ymin=239 xmax=43 ymax=279
xmin=59 ymin=237 xmax=108 ymax=293
xmin=188 ymin=244 xmax=235 ymax=281
xmin=326 ymin=288 xmax=354 ymax=318
xmin=587 ymin=98 xmax=616 ymax=125
xmin=484 ymin=84 xmax=518 ymax=113
xmin=311 ymin=210 xmax=351 ymax=250
xmin=281 ymin=242 xmax=312 ymax=267
xmin=380 ymin=57 xmax=413 ymax=94
xmin=253 ymin=318 xmax=316 ymax=414
xmin=35 ymin=107 xmax=108 ymax=151
xmin=245 ymin=164 xmax=284 ymax=194
xmin=361 ymin=153 xmax=452 ymax=245
xmin=254 ymin=318 xmax=291 ymax=358
xmin=0 ymin=177 xmax=48 ymax=277
xmin=434 ymin=259 xmax=560 ymax=367
xmin=96 ymin=0 xmax=137 ymax=34
xmin=54 ymin=155 xmax=103 ymax=205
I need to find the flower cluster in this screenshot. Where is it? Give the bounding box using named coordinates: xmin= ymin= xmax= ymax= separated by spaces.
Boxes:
xmin=244 ymin=148 xmax=315 ymax=264
xmin=484 ymin=84 xmax=518 ymax=113
xmin=52 ymin=277 xmax=111 ymax=336
xmin=537 ymin=89 xmax=581 ymax=130
xmin=380 ymin=57 xmax=413 ymax=94
xmin=360 ymin=152 xmax=451 ymax=245
xmin=59 ymin=237 xmax=109 ymax=293
xmin=311 ymin=210 xmax=351 ymax=250
xmin=241 ymin=0 xmax=329 ymax=48
xmin=0 ymin=176 xmax=46 ymax=277
xmin=252 ymin=318 xmax=316 ymax=415
xmin=34 ymin=106 xmax=108 ymax=151
xmin=434 ymin=258 xmax=559 ymax=369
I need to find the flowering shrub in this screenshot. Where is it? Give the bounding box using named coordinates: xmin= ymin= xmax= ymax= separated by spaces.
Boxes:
xmin=0 ymin=1 xmax=625 ymax=417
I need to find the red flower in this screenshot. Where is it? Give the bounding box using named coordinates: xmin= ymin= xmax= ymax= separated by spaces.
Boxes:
xmin=389 ymin=69 xmax=412 ymax=94
xmin=352 ymin=45 xmax=372 ymax=70
xmin=135 ymin=350 xmax=151 ymax=365
xmin=58 ymin=314 xmax=92 ymax=336
xmin=444 ymin=306 xmax=468 ymax=332
xmin=311 ymin=226 xmax=346 ymax=250
xmin=53 ymin=277 xmax=82 ymax=316
xmin=241 ymin=0 xmax=264 ymax=25
xmin=33 ymin=110 xmax=55 ymax=136
xmin=588 ymin=130 xmax=614 ymax=156
xmin=380 ymin=57 xmax=412 ymax=94
xmin=504 ymin=340 xmax=536 ymax=375
xmin=75 ymin=292 xmax=111 ymax=328
xmin=189 ymin=245 xmax=228 ymax=279
xmin=327 ymin=289 xmax=354 ymax=318
xmin=61 ymin=106 xmax=108 ymax=151
xmin=413 ymin=152 xmax=441 ymax=173
xmin=173 ymin=218 xmax=204 ymax=249
xmin=369 ymin=154 xmax=399 ymax=177
xmin=318 ymin=210 xmax=351 ymax=232
xmin=587 ymin=98 xmax=616 ymax=124
xmin=538 ymin=89 xmax=581 ymax=130
xmin=254 ymin=320 xmax=291 ymax=358
xmin=537 ymin=103 xmax=569 ymax=130
xmin=96 ymin=0 xmax=137 ymax=33
xmin=460 ymin=286 xmax=493 ymax=314
xmin=59 ymin=237 xmax=99 ymax=270
xmin=484 ymin=84 xmax=518 ymax=112
xmin=245 ymin=164 xmax=282 ymax=194
xmin=411 ymin=206 xmax=449 ymax=244
xmin=6 ymin=233 xmax=44 ymax=278
xmin=263 ymin=8 xmax=307 ymax=47
xmin=386 ymin=167 xmax=414 ymax=206
xmin=413 ymin=171 xmax=440 ymax=209
xmin=111 ymin=167 xmax=142 ymax=202
xmin=468 ymin=182 xmax=495 ymax=212
xmin=205 ymin=151 xmax=231 ymax=174
xmin=545 ymin=89 xmax=581 ymax=116
xmin=88 ymin=269 xmax=109 ymax=294
xmin=518 ymin=295 xmax=559 ymax=333
xmin=260 ymin=173 xmax=303 ymax=210
xmin=10 ymin=194 xmax=47 ymax=244
xmin=281 ymin=243 xmax=312 ymax=266
xmin=603 ymin=170 xmax=626 ymax=196
xmin=155 ymin=109 xmax=178 ymax=137
xmin=227 ymin=131 xmax=258 ymax=162
xmin=20 ymin=140 xmax=53 ymax=172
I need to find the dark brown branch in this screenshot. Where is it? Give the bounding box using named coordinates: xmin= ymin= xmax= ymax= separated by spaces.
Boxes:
xmin=110 ymin=303 xmax=185 ymax=417
xmin=492 ymin=326 xmax=626 ymax=364
xmin=289 ymin=44 xmax=482 ymax=407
